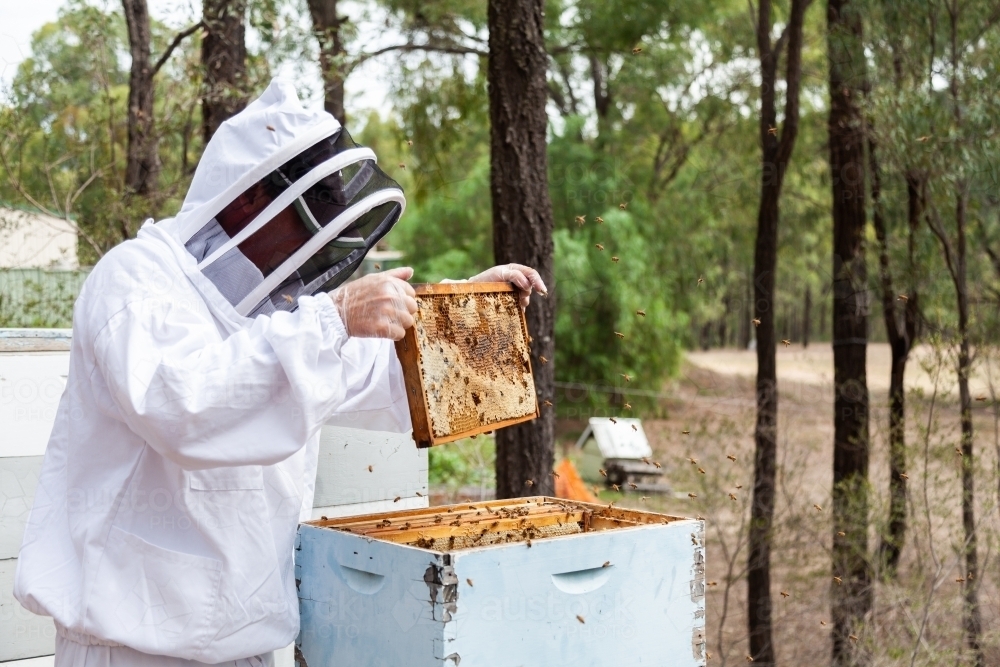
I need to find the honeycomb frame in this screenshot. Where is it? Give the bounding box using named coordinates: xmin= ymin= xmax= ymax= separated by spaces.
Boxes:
xmin=395 ymin=282 xmax=539 ymax=447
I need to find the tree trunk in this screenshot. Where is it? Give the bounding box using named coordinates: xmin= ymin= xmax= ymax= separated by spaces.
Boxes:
xmin=122 ymin=0 xmax=160 ymax=196
xmin=803 ymin=285 xmax=811 ymax=348
xmin=306 ymin=0 xmax=347 ymax=124
xmin=202 ymin=0 xmax=247 ymax=143
xmin=487 ymin=0 xmax=555 ymax=499
xmin=827 ymin=0 xmax=872 ymax=663
xmin=871 ymin=140 xmax=920 ymax=576
xmin=747 ymin=1 xmax=808 ymax=664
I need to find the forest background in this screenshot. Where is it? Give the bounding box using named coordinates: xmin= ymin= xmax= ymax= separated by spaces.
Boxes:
xmin=3 ymin=0 xmax=1000 ymax=665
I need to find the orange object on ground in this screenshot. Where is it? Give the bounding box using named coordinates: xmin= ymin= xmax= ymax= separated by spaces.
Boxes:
xmin=554 ymin=458 xmax=599 ymax=503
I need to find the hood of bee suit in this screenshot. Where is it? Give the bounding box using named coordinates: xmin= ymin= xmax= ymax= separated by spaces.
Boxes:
xmin=156 ymin=78 xmax=405 ymax=320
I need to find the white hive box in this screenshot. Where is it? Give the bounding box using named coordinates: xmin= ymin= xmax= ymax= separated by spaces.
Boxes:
xmin=295 ymin=497 xmax=706 ymax=666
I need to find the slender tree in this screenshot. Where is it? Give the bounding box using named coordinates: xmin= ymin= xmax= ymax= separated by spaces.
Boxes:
xmin=869 ymin=136 xmax=921 ymax=575
xmin=746 ymin=1 xmax=810 ymax=664
xmin=487 ymin=0 xmax=555 ymax=498
xmin=827 ymin=0 xmax=872 ymax=663
xmin=306 ymin=0 xmax=347 ymax=124
xmin=122 ymin=0 xmax=201 ymax=198
xmin=202 ymin=0 xmax=247 ymax=143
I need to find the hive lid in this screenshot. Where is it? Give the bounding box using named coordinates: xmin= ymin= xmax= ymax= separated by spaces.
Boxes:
xmin=395 ymin=282 xmax=539 ymax=447
xmin=306 ymin=496 xmax=689 ymax=552
xmin=575 ymin=417 xmax=652 ymax=460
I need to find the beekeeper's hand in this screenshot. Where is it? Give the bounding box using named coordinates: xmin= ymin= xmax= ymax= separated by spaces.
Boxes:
xmin=329 ymin=267 xmax=417 ymax=340
xmin=467 ymin=264 xmax=548 ymax=308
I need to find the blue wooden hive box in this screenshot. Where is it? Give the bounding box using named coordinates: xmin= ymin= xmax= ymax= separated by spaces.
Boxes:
xmin=295 ymin=496 xmax=706 ymax=666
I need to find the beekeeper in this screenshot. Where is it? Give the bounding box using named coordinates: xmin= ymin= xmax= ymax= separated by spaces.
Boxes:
xmin=14 ymin=78 xmax=546 ymax=667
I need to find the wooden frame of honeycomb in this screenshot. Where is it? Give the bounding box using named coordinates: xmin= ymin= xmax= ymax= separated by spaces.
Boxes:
xmin=394 ymin=282 xmax=539 ymax=448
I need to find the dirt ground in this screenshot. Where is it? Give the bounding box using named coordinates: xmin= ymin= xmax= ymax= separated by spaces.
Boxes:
xmin=583 ymin=343 xmax=1000 ymax=666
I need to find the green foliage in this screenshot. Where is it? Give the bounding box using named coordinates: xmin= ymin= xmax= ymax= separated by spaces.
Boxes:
xmin=427 ymin=436 xmax=496 ymax=491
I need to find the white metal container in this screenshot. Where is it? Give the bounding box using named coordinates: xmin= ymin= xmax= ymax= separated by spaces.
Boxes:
xmin=296 ymin=498 xmax=706 ymax=666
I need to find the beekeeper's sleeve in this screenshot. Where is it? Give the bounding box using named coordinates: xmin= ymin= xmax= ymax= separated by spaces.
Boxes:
xmin=92 ymin=293 xmax=353 ymax=469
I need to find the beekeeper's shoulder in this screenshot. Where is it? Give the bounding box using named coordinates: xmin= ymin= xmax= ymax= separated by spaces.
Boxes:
xmin=75 ymin=231 xmax=192 ymax=334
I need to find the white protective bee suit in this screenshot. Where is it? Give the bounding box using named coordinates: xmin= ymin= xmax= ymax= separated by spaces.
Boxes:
xmin=13 ymin=79 xmax=412 ymax=665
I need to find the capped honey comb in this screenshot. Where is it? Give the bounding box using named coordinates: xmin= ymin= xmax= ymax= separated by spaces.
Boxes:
xmin=394 ymin=282 xmax=539 ymax=447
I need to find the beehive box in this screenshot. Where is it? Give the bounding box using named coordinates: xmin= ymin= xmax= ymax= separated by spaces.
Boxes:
xmin=394 ymin=282 xmax=539 ymax=447
xmin=295 ymin=497 xmax=707 ymax=667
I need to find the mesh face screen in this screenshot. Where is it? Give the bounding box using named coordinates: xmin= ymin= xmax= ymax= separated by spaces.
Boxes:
xmin=184 ymin=127 xmax=404 ymax=317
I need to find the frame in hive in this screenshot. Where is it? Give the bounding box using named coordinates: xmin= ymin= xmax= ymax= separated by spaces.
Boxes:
xmin=394 ymin=282 xmax=539 ymax=447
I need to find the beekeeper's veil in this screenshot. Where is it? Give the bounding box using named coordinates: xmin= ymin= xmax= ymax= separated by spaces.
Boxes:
xmin=168 ymin=79 xmax=404 ymax=317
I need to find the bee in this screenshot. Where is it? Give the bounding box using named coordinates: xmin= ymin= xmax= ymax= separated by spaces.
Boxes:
xmin=320 ymin=515 xmax=328 ymax=521
xmin=780 ymin=591 xmax=789 ymax=598
xmin=614 ymin=331 xmax=625 ymax=339
xmin=897 ymin=294 xmax=909 ymax=302
xmin=682 ymin=429 xmax=691 ymax=435
xmin=596 ymin=216 xmax=604 ymax=224
xmin=282 ymin=294 xmax=294 ymax=304
xmin=820 ymin=621 xmax=827 ymax=626
xmin=595 ymin=243 xmax=604 ymax=251
xmin=620 ymin=202 xmax=627 ymax=210
xmin=956 ymin=577 xmax=965 ymax=583
xmin=621 ymin=374 xmax=632 ymax=382
xmin=640 ymin=496 xmax=649 ymax=502
xmin=735 ymin=484 xmax=743 ymax=489
xmin=899 ymin=473 xmax=909 ymax=480
xmin=543 ymin=399 xmax=553 ymax=407
xmin=653 ymin=461 xmax=662 ymax=468
xmin=688 ymin=457 xmax=698 ymax=464
xmin=416 ymin=491 xmax=424 ymax=497
xmin=688 ymin=492 xmax=698 ymax=498
xmin=575 ymin=215 xmax=586 ymax=226
xmin=837 ymin=531 xmax=846 ymax=536
xmin=917 ymin=135 xmax=930 ymax=142
xmin=599 ymin=468 xmax=608 ymax=477
xmin=525 ymin=479 xmax=535 ymax=487
xmin=467 ymin=578 xmax=473 ymax=586
xmin=708 ymin=581 xmax=717 ymax=586
xmin=729 ymin=493 xmax=737 ymax=501
xmin=632 ymin=47 xmax=643 ymax=54
xmin=767 ymin=126 xmax=777 ymax=135
xmin=610 ymin=417 xmax=617 ymax=423
xmin=266 ymin=125 xmax=276 ymax=131
xmin=955 ymin=447 xmax=963 ymax=456
xmin=628 ymin=482 xmax=638 ymax=489
xmin=394 ymin=496 xmax=401 ymax=502
xmin=849 ymin=635 xmax=858 ymax=643
xmin=636 ymin=309 xmax=646 ymax=317
xmin=697 ymin=276 xmax=704 ymax=285
xmin=976 ymin=395 xmax=987 ymax=402
xmin=631 ymin=424 xmax=637 ymax=431
xmin=727 ymin=454 xmax=737 ymax=462
xmin=781 ymin=339 xmax=791 ymax=347
xmin=623 ymin=402 xmax=632 ymax=410
xmin=539 ymin=356 xmax=548 ymax=364
xmin=551 ymin=471 xmax=560 ymax=478
xmin=407 ymin=139 xmax=413 ymax=146
xmin=612 ymin=256 xmax=620 ymax=263
xmin=691 ymin=534 xmax=699 ymax=545
xmin=813 ymin=503 xmax=823 ymax=511
xmin=746 ymin=656 xmax=754 ymax=663
xmin=611 ymin=484 xmax=620 ymax=492
xmin=374 ymin=263 xmax=381 ymax=270
xmin=526 ymin=539 xmax=532 ymax=548
xmin=368 ymin=465 xmax=374 ymax=472
xmin=576 ymin=614 xmax=586 ymax=624
xmin=602 ymin=561 xmax=611 ymax=567
xmin=833 ymin=576 xmax=843 ymax=585
xmin=698 ymin=467 xmax=706 ymax=474
xmin=398 ymin=163 xmax=406 ymax=169
xmin=752 ymin=318 xmax=761 ymax=327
